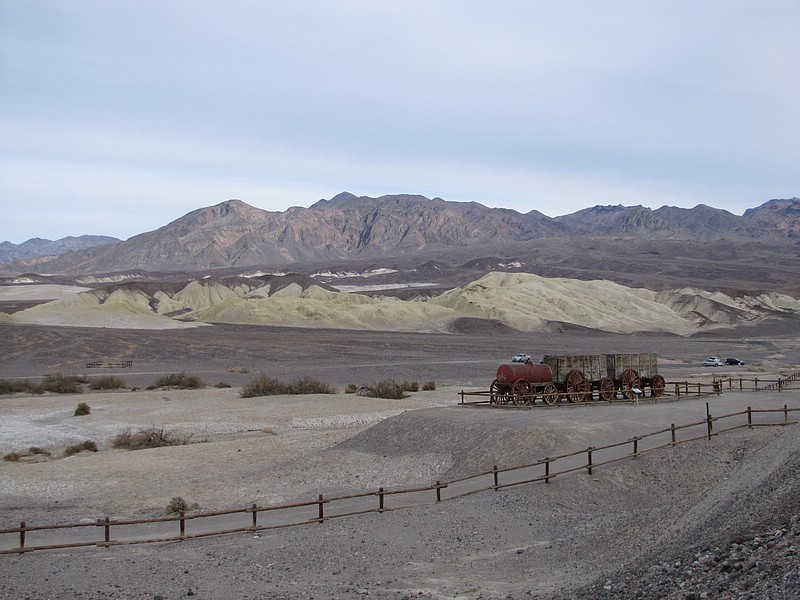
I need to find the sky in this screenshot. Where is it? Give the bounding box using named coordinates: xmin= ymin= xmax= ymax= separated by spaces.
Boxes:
xmin=1 ymin=1 xmax=798 ymax=244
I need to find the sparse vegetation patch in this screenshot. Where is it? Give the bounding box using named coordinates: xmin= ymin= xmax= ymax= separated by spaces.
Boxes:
xmin=240 ymin=375 xmax=335 ymax=398
xmin=89 ymin=375 xmax=126 ymax=390
xmin=40 ymin=373 xmax=86 ymax=394
xmin=357 ymin=379 xmax=418 ymax=399
xmin=74 ymin=402 xmax=91 ymax=416
xmin=63 ymin=440 xmax=98 ymax=457
xmin=165 ymin=496 xmax=199 ymax=515
xmin=112 ymin=427 xmax=191 ymax=450
xmin=150 ymin=372 xmax=205 ymax=389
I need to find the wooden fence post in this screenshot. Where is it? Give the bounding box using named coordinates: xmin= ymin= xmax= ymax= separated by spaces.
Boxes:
xmin=544 ymin=458 xmax=551 ymax=483
xmin=587 ymin=447 xmax=593 ymax=475
xmin=631 ymin=437 xmax=639 ymax=459
xmin=104 ymin=516 xmax=110 ymax=545
xmin=706 ymin=403 xmax=713 ymax=440
xmin=378 ymin=487 xmax=385 ymax=511
xmin=318 ymin=494 xmax=324 ymax=523
xmin=435 ymin=481 xmax=442 ymax=502
xmin=19 ymin=521 xmax=25 ymax=553
xmin=671 ymin=424 xmax=676 ymax=446
xmin=785 ymin=404 xmax=789 ymax=424
xmin=179 ymin=512 xmax=185 ymax=539
xmin=492 ymin=466 xmax=499 ymax=490
xmin=251 ymin=504 xmax=258 ymax=531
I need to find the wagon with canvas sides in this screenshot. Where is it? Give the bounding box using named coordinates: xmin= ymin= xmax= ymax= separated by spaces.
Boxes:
xmin=490 ymin=352 xmax=665 ymax=406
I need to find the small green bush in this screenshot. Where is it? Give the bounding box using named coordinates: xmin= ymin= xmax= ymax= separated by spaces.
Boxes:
xmin=400 ymin=380 xmax=419 ymax=392
xmin=89 ymin=375 xmax=125 ymax=390
xmin=112 ymin=427 xmax=190 ymax=450
xmin=63 ymin=440 xmax=98 ymax=457
xmin=165 ymin=496 xmax=199 ymax=515
xmin=357 ymin=379 xmax=409 ymax=399
xmin=40 ymin=373 xmax=84 ymax=394
xmin=241 ymin=375 xmax=335 ymax=398
xmin=74 ymin=402 xmax=91 ymax=416
xmin=422 ymin=380 xmax=436 ymax=391
xmin=151 ymin=372 xmax=205 ymax=389
xmin=344 ymin=383 xmax=358 ymax=394
xmin=0 ymin=379 xmax=42 ymax=395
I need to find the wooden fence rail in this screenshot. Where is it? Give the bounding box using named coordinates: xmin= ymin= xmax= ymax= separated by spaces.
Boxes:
xmin=713 ymin=372 xmax=800 ymax=393
xmin=2 ymin=404 xmax=797 ymax=555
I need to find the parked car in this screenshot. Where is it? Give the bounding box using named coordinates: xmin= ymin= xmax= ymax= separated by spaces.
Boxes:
xmin=703 ymin=356 xmax=724 ymax=367
xmin=725 ymin=357 xmax=745 ymax=365
xmin=511 ymin=353 xmax=531 ymax=363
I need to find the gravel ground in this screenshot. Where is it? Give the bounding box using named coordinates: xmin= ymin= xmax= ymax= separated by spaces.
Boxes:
xmin=1 ymin=388 xmax=798 ymax=599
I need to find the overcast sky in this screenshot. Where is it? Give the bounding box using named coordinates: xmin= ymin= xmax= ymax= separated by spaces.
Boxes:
xmin=1 ymin=1 xmax=798 ymax=243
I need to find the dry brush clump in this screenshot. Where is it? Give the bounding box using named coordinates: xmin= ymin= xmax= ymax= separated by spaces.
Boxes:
xmin=165 ymin=496 xmax=199 ymax=515
xmin=357 ymin=379 xmax=421 ymax=399
xmin=73 ymin=402 xmax=91 ymax=416
xmin=63 ymin=440 xmax=98 ymax=457
xmin=240 ymin=375 xmax=336 ymax=398
xmin=149 ymin=372 xmax=206 ymax=390
xmin=3 ymin=447 xmax=51 ymax=462
xmin=88 ymin=375 xmax=126 ymax=390
xmin=41 ymin=372 xmax=87 ymax=394
xmin=112 ymin=427 xmax=191 ymax=450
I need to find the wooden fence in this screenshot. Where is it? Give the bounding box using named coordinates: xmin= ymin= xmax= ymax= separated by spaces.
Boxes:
xmin=1 ymin=404 xmax=797 ymax=555
xmin=713 ymin=372 xmax=800 ymax=393
xmin=85 ymin=360 xmax=133 ymax=369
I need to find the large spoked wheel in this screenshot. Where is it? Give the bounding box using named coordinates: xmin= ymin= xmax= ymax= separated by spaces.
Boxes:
xmin=650 ymin=374 xmax=666 ymax=397
xmin=621 ymin=369 xmax=641 ymax=399
xmin=542 ymin=383 xmax=559 ymax=405
xmin=566 ymin=370 xmax=591 ymax=403
xmin=599 ymin=377 xmax=616 ymax=402
xmin=490 ymin=379 xmax=512 ymax=405
xmin=512 ymin=380 xmax=532 ymax=406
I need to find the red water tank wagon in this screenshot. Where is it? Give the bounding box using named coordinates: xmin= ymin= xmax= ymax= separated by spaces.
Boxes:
xmin=495 ymin=362 xmax=554 ymax=386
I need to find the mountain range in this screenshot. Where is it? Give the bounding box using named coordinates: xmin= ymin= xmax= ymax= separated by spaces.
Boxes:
xmin=2 ymin=193 xmax=799 ymax=295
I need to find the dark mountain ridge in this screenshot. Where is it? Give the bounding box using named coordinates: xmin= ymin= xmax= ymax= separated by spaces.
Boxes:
xmin=1 ymin=195 xmax=798 ymax=297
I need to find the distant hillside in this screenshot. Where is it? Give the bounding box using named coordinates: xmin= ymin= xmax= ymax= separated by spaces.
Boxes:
xmin=1 ymin=195 xmax=798 ymax=282
xmin=0 ymin=235 xmax=119 ymax=264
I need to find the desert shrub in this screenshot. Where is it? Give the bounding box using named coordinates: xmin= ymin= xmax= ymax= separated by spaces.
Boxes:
xmin=0 ymin=379 xmax=42 ymax=395
xmin=215 ymin=381 xmax=232 ymax=388
xmin=241 ymin=375 xmax=285 ymax=397
xmin=112 ymin=427 xmax=190 ymax=450
xmin=357 ymin=379 xmax=409 ymax=399
xmin=399 ymin=380 xmax=419 ymax=392
xmin=74 ymin=402 xmax=91 ymax=416
xmin=63 ymin=440 xmax=98 ymax=457
xmin=228 ymin=366 xmax=250 ymax=374
xmin=152 ymin=372 xmax=205 ymax=389
xmin=241 ymin=375 xmax=335 ymax=397
xmin=285 ymin=376 xmax=335 ymax=395
xmin=344 ymin=383 xmax=358 ymax=394
xmin=89 ymin=375 xmax=126 ymax=390
xmin=422 ymin=380 xmax=436 ymax=391
xmin=40 ymin=373 xmax=84 ymax=394
xmin=3 ymin=447 xmax=51 ymax=461
xmin=165 ymin=496 xmax=199 ymax=515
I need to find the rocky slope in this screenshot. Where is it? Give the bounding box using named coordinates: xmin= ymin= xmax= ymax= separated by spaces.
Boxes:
xmin=2 ymin=194 xmax=798 ymax=276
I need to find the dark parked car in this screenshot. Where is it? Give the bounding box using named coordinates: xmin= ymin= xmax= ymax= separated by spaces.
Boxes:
xmin=725 ymin=357 xmax=745 ymax=365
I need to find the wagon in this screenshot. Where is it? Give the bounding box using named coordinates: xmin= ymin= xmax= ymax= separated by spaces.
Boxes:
xmin=489 ymin=352 xmax=665 ymax=406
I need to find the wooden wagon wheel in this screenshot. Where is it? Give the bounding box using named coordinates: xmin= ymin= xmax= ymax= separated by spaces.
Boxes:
xmin=650 ymin=374 xmax=666 ymax=397
xmin=490 ymin=379 xmax=511 ymax=405
xmin=566 ymin=370 xmax=590 ymax=403
xmin=621 ymin=369 xmax=641 ymax=399
xmin=542 ymin=383 xmax=559 ymax=405
xmin=598 ymin=377 xmax=616 ymax=402
xmin=512 ymin=380 xmax=532 ymax=406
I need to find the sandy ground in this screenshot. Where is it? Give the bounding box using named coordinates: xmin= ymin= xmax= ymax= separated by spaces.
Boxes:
xmin=1 ymin=322 xmax=799 ymax=599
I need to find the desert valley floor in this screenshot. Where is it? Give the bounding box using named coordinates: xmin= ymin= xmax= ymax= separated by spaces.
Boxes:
xmin=1 ymin=320 xmax=799 ymax=599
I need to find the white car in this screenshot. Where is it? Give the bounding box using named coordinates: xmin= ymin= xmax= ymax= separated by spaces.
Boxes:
xmin=511 ymin=353 xmax=531 ymax=363
xmin=703 ymin=356 xmax=724 ymax=367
